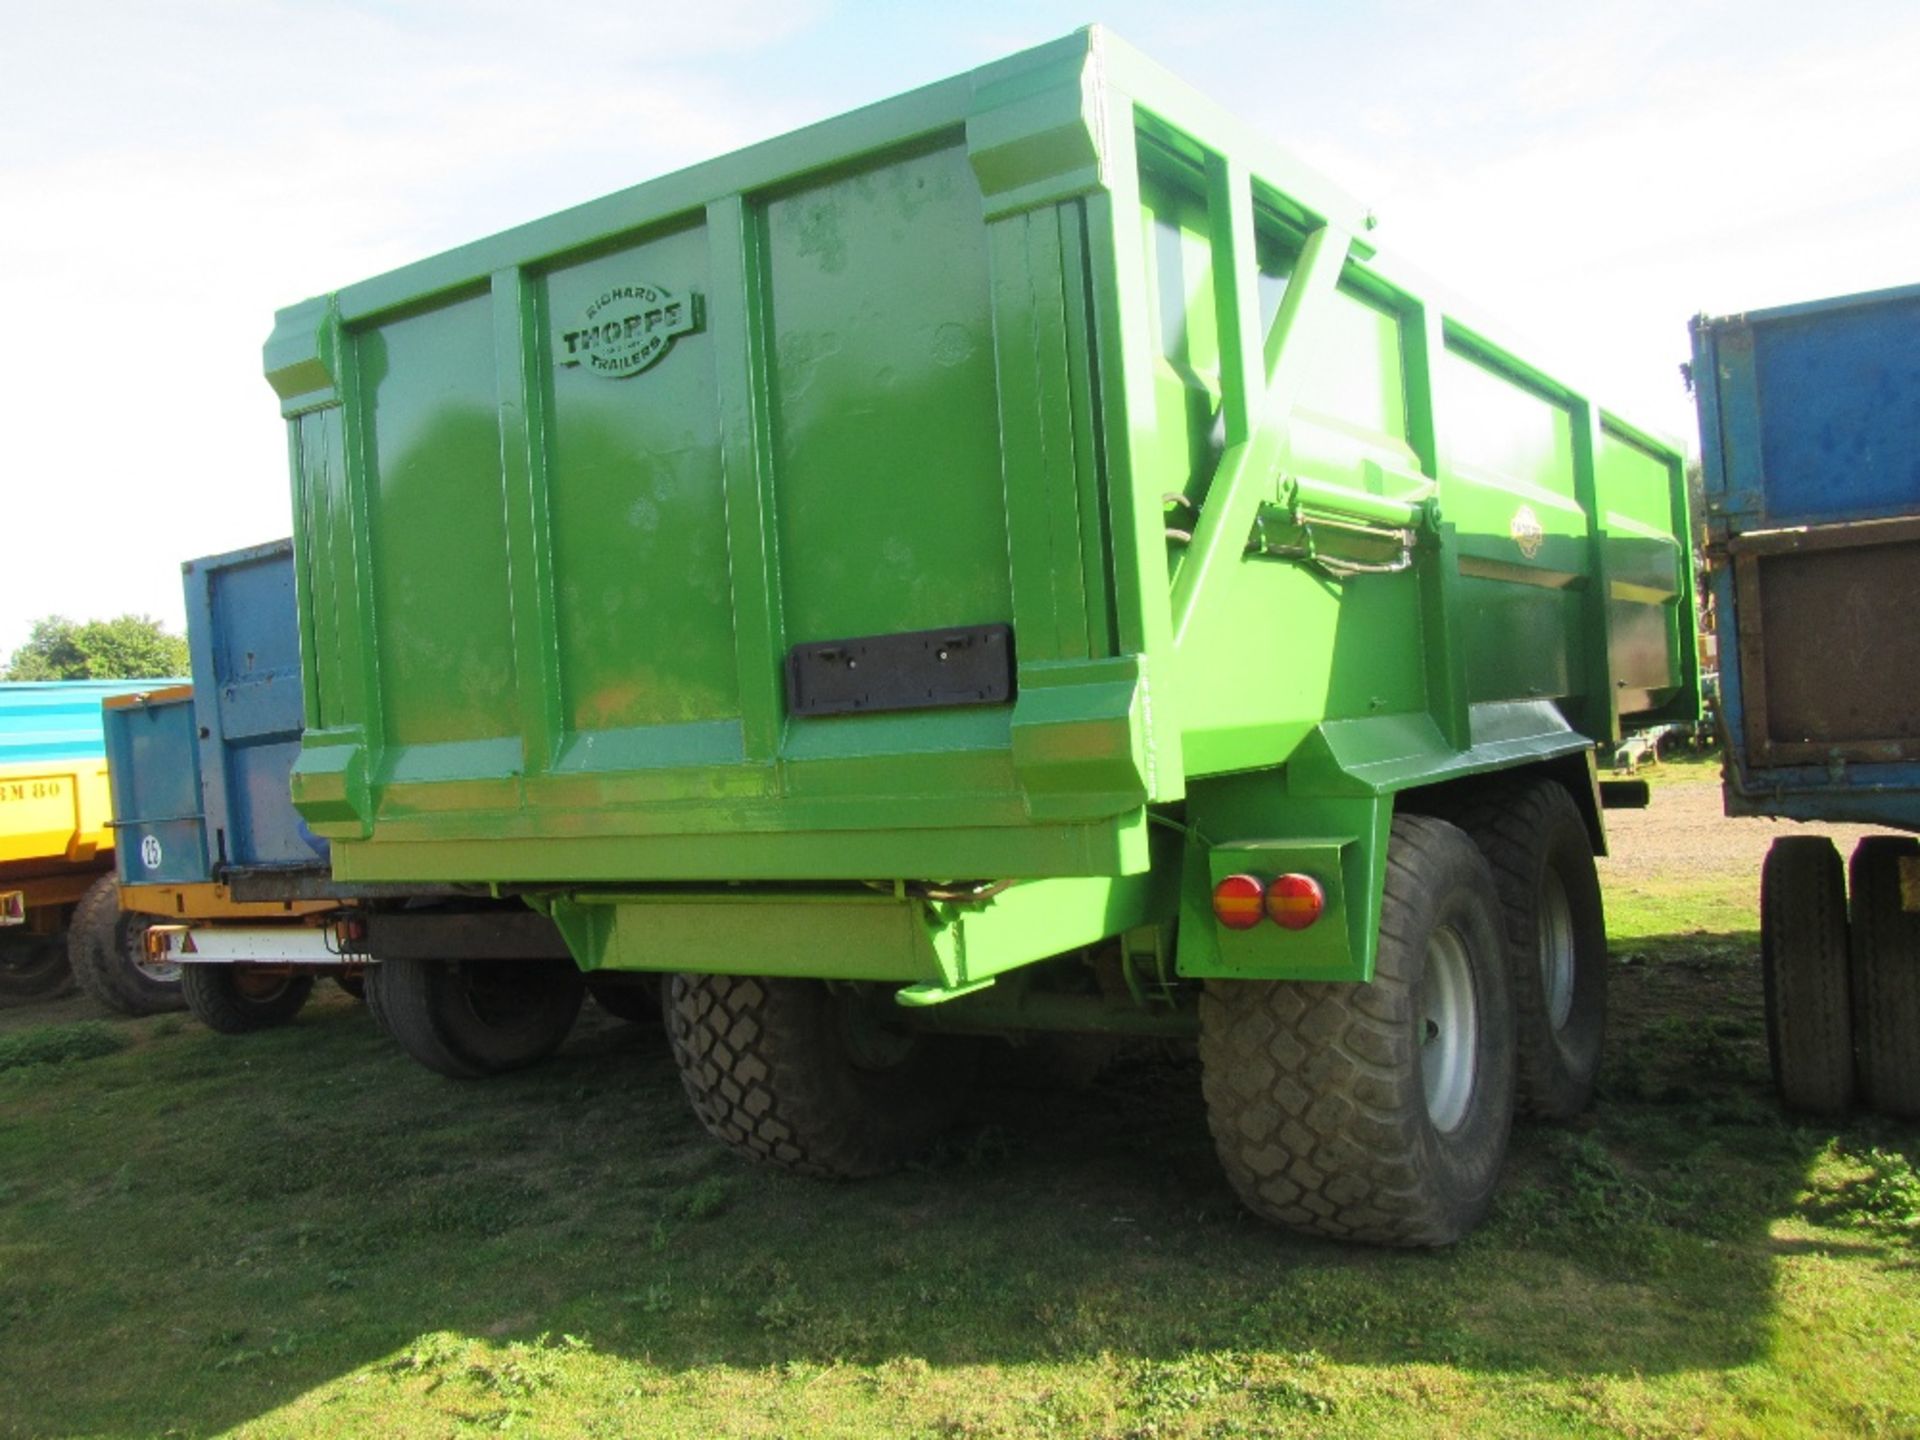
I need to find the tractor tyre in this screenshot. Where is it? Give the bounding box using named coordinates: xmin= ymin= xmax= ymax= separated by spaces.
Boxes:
xmin=667 ymin=974 xmax=976 ymax=1179
xmin=366 ymin=955 xmax=585 ymax=1078
xmin=0 ymin=932 xmax=75 ymax=1002
xmin=1447 ymin=778 xmax=1607 ymax=1119
xmin=181 ymin=965 xmax=314 ymax=1034
xmin=67 ymin=875 xmax=185 ymax=1017
xmin=1199 ymin=814 xmax=1515 ymax=1247
xmin=1847 ymin=837 xmax=1920 ymax=1118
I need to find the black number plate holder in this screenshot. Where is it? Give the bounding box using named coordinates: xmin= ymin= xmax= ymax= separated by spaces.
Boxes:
xmin=786 ymin=624 xmax=1014 ymax=717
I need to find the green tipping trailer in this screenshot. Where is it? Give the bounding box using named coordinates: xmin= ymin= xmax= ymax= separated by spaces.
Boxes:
xmin=265 ymin=29 xmax=1695 ymax=1245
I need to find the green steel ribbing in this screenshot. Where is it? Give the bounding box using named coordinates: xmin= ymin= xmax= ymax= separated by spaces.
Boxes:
xmin=988 ymin=205 xmax=1089 ymax=665
xmin=1205 ymin=153 xmax=1263 ymax=452
xmin=1056 ymin=208 xmax=1117 ymax=660
xmin=1569 ymin=400 xmax=1619 ymax=745
xmin=1171 ymin=222 xmax=1351 ymax=649
xmin=285 ymin=421 xmax=321 ymax=733
xmin=1088 ymin=88 xmax=1185 ymax=799
xmin=494 ymin=265 xmax=563 ymax=777
xmin=1404 ymin=301 xmax=1470 ymax=750
xmin=708 ymin=195 xmax=787 ymax=767
xmin=1653 ymin=427 xmax=1703 ymax=732
xmin=333 ymin=339 xmax=385 ymax=761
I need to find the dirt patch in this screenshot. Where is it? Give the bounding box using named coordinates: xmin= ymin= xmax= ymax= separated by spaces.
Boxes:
xmin=1598 ymin=777 xmax=1902 ymax=885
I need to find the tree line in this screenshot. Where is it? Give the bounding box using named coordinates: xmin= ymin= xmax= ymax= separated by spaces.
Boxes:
xmin=3 ymin=615 xmax=187 ymax=681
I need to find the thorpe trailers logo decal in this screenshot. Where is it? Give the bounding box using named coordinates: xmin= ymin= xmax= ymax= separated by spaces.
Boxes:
xmin=557 ymin=282 xmax=702 ymax=379
xmin=1509 ymin=505 xmax=1546 ymax=560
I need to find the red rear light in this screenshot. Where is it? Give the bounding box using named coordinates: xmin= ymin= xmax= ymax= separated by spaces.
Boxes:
xmin=1212 ymin=874 xmax=1266 ymax=930
xmin=1265 ymin=873 xmax=1325 ymax=930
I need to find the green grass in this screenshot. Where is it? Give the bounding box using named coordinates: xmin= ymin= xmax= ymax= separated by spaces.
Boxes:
xmin=2 ymin=840 xmax=1918 ymax=1438
xmin=1602 ymin=879 xmax=1761 ymax=942
xmin=0 ymin=1019 xmax=128 ymax=1073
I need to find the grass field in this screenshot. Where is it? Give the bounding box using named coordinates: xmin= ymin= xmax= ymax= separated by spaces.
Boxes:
xmin=3 ymin=775 xmax=1918 ymax=1439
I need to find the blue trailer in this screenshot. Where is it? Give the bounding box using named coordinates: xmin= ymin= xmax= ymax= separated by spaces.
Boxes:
xmin=109 ymin=540 xmax=330 ymax=898
xmin=1692 ymin=280 xmax=1920 ymax=1118
xmin=103 ymin=540 xmax=342 ymax=1026
xmin=106 ymin=541 xmax=598 ymax=1051
xmin=181 ymin=539 xmax=332 ymax=881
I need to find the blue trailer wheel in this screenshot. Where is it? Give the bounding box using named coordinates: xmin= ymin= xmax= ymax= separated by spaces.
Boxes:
xmin=1847 ymin=837 xmax=1920 ymax=1118
xmin=1760 ymin=837 xmax=1853 ymax=1115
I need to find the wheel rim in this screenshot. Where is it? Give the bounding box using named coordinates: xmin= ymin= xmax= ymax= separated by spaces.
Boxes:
xmin=458 ymin=962 xmax=547 ymax=1029
xmin=1421 ymin=924 xmax=1479 ymax=1132
xmin=836 ymin=987 xmax=917 ymax=1072
xmin=128 ymin=924 xmax=180 ymax=984
xmin=233 ymin=969 xmax=292 ymax=1003
xmin=2 ymin=938 xmax=69 ymax=987
xmin=1537 ymin=868 xmax=1577 ymax=1031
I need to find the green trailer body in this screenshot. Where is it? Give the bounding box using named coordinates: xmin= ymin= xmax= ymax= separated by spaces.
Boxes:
xmin=265 ymin=29 xmax=1694 ymax=1242
xmin=267 ymin=30 xmax=1691 ymax=991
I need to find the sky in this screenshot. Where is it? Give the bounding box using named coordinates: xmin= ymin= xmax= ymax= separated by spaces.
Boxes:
xmin=3 ymin=0 xmax=1917 ymax=657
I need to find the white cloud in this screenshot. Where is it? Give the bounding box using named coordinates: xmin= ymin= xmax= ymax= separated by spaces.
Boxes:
xmin=2 ymin=0 xmax=1915 ymax=654
xmin=0 ymin=0 xmax=820 ymax=654
xmin=1161 ymin=0 xmax=1920 ymax=436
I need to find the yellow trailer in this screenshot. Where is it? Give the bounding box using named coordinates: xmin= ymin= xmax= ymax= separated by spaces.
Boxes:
xmin=0 ymin=681 xmax=183 ymax=1003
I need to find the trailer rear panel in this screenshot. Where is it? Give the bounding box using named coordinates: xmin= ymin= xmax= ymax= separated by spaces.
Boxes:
xmin=1 ymin=681 xmax=158 ymax=873
xmin=270 ymin=30 xmax=1693 ymax=906
xmin=1694 ymin=282 xmax=1920 ymax=829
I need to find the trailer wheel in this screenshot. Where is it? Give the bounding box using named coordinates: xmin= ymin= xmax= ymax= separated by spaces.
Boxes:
xmin=366 ymin=955 xmax=585 ymax=1078
xmin=586 ymin=972 xmax=660 ymax=1025
xmin=67 ymin=876 xmax=185 ymax=1017
xmin=1760 ymin=836 xmax=1854 ymax=1115
xmin=1847 ymin=837 xmax=1920 ymax=1118
xmin=363 ymin=964 xmax=393 ymax=1035
xmin=667 ymin=974 xmax=975 ymax=1179
xmin=1447 ymin=779 xmax=1607 ymax=1119
xmin=0 ymin=934 xmax=75 ymax=1001
xmin=1199 ymin=814 xmax=1515 ymax=1247
xmin=181 ymin=965 xmax=315 ymax=1034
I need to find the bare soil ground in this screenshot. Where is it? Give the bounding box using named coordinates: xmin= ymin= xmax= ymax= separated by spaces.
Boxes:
xmin=1599 ymin=772 xmax=1898 ymax=888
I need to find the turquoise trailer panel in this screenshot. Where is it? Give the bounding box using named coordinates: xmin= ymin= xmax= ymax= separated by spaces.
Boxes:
xmin=105 ymin=688 xmax=209 ymax=887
